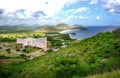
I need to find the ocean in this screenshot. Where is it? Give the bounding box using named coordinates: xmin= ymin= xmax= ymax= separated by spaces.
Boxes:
xmin=68 ymin=26 xmax=120 ymax=40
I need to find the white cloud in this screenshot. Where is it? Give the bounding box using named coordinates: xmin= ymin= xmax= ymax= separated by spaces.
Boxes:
xmin=96 ymin=16 xmax=100 ymax=20
xmin=66 ymin=15 xmax=87 ymax=22
xmin=103 ymin=0 xmax=120 ymax=13
xmin=0 ymin=0 xmax=79 ymax=17
xmin=108 ymin=8 xmax=115 ymax=13
xmin=0 ymin=0 xmax=79 ymax=25
xmin=90 ymin=0 xmax=98 ymax=4
xmin=66 ymin=7 xmax=90 ymax=15
xmin=75 ymin=7 xmax=90 ymax=13
xmin=66 ymin=15 xmax=76 ymax=22
xmin=79 ymin=16 xmax=87 ymax=19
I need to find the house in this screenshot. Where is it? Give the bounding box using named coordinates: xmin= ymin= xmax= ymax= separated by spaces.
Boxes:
xmin=16 ymin=37 xmax=47 ymax=51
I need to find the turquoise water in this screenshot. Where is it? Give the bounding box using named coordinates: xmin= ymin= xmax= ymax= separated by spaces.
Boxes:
xmin=68 ymin=26 xmax=120 ymax=40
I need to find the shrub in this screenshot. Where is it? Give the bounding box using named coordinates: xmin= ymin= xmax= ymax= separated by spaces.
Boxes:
xmin=113 ymin=28 xmax=120 ymax=38
xmin=47 ymin=49 xmax=53 ymax=53
xmin=0 ymin=46 xmax=2 ymax=49
xmin=20 ymin=54 xmax=28 ymax=59
xmin=6 ymin=48 xmax=11 ymax=54
xmin=16 ymin=48 xmax=20 ymax=51
xmin=52 ymin=57 xmax=88 ymax=78
xmin=22 ymin=48 xmax=30 ymax=53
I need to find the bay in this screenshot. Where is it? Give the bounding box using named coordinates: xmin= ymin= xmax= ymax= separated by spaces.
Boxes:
xmin=68 ymin=26 xmax=120 ymax=40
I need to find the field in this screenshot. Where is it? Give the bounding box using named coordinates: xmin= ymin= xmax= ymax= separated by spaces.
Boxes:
xmin=0 ymin=26 xmax=74 ymax=67
xmin=0 ymin=26 xmax=36 ymax=34
xmin=86 ymin=69 xmax=120 ymax=78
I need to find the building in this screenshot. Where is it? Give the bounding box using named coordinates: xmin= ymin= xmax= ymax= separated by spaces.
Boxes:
xmin=17 ymin=37 xmax=47 ymax=51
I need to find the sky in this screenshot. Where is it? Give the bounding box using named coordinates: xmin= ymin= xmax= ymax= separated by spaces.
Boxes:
xmin=0 ymin=0 xmax=120 ymax=26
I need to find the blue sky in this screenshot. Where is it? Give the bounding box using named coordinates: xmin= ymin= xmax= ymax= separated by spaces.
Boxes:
xmin=0 ymin=0 xmax=120 ymax=26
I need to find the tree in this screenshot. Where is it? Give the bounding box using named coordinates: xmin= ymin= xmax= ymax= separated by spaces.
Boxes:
xmin=51 ymin=57 xmax=87 ymax=78
xmin=6 ymin=48 xmax=11 ymax=54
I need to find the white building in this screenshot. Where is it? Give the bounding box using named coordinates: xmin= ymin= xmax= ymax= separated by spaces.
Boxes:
xmin=17 ymin=37 xmax=47 ymax=51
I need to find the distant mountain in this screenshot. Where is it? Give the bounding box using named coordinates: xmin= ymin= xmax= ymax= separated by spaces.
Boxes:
xmin=36 ymin=25 xmax=56 ymax=32
xmin=35 ymin=23 xmax=73 ymax=32
xmin=0 ymin=23 xmax=86 ymax=33
xmin=0 ymin=25 xmax=35 ymax=33
xmin=35 ymin=23 xmax=87 ymax=33
xmin=54 ymin=23 xmax=73 ymax=29
xmin=74 ymin=24 xmax=85 ymax=27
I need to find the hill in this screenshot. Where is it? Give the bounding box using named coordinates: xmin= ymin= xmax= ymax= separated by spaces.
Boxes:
xmin=0 ymin=28 xmax=120 ymax=78
xmin=0 ymin=23 xmax=85 ymax=34
xmin=0 ymin=26 xmax=35 ymax=34
xmin=86 ymin=69 xmax=120 ymax=78
xmin=35 ymin=25 xmax=56 ymax=32
xmin=54 ymin=23 xmax=73 ymax=30
xmin=35 ymin=23 xmax=73 ymax=33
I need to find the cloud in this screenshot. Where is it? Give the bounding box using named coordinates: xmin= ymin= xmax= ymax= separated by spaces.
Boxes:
xmin=66 ymin=7 xmax=90 ymax=14
xmin=103 ymin=0 xmax=120 ymax=13
xmin=0 ymin=0 xmax=79 ymax=17
xmin=32 ymin=11 xmax=46 ymax=18
xmin=79 ymin=16 xmax=88 ymax=19
xmin=90 ymin=0 xmax=120 ymax=13
xmin=66 ymin=15 xmax=87 ymax=21
xmin=75 ymin=7 xmax=90 ymax=13
xmin=96 ymin=16 xmax=100 ymax=20
xmin=0 ymin=9 xmax=4 ymax=14
xmin=0 ymin=0 xmax=79 ymax=25
xmin=90 ymin=0 xmax=98 ymax=4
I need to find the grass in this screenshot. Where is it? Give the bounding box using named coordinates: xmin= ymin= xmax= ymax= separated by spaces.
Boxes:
xmin=86 ymin=70 xmax=120 ymax=78
xmin=2 ymin=52 xmax=20 ymax=58
xmin=0 ymin=32 xmax=46 ymax=39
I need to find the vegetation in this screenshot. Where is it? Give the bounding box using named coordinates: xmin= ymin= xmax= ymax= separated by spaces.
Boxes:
xmin=0 ymin=32 xmax=46 ymax=42
xmin=86 ymin=70 xmax=120 ymax=78
xmin=0 ymin=28 xmax=120 ymax=78
xmin=47 ymin=34 xmax=73 ymax=48
xmin=0 ymin=42 xmax=45 ymax=60
xmin=6 ymin=48 xmax=11 ymax=54
xmin=0 ymin=42 xmax=20 ymax=58
xmin=22 ymin=46 xmax=41 ymax=53
xmin=0 ymin=26 xmax=35 ymax=34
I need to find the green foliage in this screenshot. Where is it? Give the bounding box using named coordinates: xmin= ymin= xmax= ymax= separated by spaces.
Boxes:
xmin=22 ymin=48 xmax=30 ymax=53
xmin=16 ymin=44 xmax=22 ymax=48
xmin=22 ymin=46 xmax=40 ymax=53
xmin=0 ymin=46 xmax=2 ymax=49
xmin=52 ymin=57 xmax=87 ymax=78
xmin=47 ymin=34 xmax=73 ymax=48
xmin=86 ymin=70 xmax=120 ymax=78
xmin=47 ymin=36 xmax=62 ymax=47
xmin=0 ymin=32 xmax=46 ymax=42
xmin=47 ymin=49 xmax=53 ymax=53
xmin=20 ymin=54 xmax=28 ymax=59
xmin=58 ymin=34 xmax=72 ymax=40
xmin=0 ymin=28 xmax=120 ymax=78
xmin=113 ymin=28 xmax=120 ymax=38
xmin=0 ymin=26 xmax=35 ymax=34
xmin=6 ymin=48 xmax=11 ymax=54
xmin=0 ymin=55 xmax=11 ymax=59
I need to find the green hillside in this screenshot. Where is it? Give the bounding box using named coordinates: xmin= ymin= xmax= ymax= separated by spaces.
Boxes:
xmin=54 ymin=23 xmax=73 ymax=29
xmin=86 ymin=69 xmax=120 ymax=78
xmin=36 ymin=23 xmax=86 ymax=33
xmin=35 ymin=23 xmax=72 ymax=33
xmin=0 ymin=26 xmax=35 ymax=34
xmin=0 ymin=28 xmax=120 ymax=78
